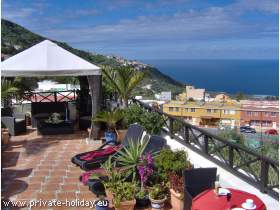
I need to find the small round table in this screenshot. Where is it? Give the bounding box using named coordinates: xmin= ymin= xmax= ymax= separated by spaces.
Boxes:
xmin=192 ymin=188 xmax=266 ymax=210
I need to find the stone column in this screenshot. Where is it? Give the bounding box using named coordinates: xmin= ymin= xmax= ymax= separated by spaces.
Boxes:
xmin=87 ymin=75 xmax=102 ymax=140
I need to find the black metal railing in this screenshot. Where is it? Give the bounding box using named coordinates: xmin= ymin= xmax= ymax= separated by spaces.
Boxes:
xmin=13 ymin=90 xmax=77 ymax=104
xmin=131 ymin=98 xmax=279 ymax=199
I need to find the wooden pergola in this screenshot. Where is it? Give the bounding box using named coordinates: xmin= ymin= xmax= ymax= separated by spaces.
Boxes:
xmin=2 ymin=40 xmax=102 ymax=139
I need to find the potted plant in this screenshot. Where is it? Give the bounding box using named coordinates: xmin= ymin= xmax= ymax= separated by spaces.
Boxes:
xmin=112 ymin=181 xmax=136 ymax=210
xmin=45 ymin=112 xmax=64 ymax=125
xmin=149 ymin=184 xmax=167 ymax=210
xmin=101 ymin=158 xmax=136 ymax=210
xmin=1 ymin=127 xmax=10 ymax=145
xmin=135 ymin=153 xmax=154 ymax=207
xmin=155 ymin=149 xmax=193 ymax=210
xmin=93 ymin=109 xmax=125 ymax=143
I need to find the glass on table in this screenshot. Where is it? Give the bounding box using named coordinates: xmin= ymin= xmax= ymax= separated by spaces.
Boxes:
xmin=214 ymin=181 xmax=221 ymax=195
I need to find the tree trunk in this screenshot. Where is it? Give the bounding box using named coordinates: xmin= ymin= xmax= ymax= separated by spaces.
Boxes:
xmin=87 ymin=75 xmax=102 ymax=140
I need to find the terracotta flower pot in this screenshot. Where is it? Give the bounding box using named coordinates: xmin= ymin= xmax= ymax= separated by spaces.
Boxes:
xmin=2 ymin=130 xmax=10 ymax=145
xmin=149 ymin=196 xmax=166 ymax=210
xmin=114 ymin=199 xmax=136 ymax=210
xmin=117 ymin=129 xmax=127 ymax=142
xmin=170 ymin=188 xmax=184 ymax=210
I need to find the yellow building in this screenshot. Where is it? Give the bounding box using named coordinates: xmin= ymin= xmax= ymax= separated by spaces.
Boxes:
xmin=163 ymin=101 xmax=241 ymax=127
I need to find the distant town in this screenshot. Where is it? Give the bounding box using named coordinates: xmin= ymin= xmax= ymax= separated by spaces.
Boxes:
xmin=136 ymin=85 xmax=279 ymax=132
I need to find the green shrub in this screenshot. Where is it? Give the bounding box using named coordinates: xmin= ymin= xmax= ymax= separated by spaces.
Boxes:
xmin=155 ymin=149 xmax=192 ymax=175
xmin=218 ymin=129 xmax=245 ymax=145
xmin=125 ymin=104 xmax=165 ymax=134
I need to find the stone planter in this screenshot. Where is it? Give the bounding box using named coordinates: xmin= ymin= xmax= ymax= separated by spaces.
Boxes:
xmin=114 ymin=199 xmax=136 ymax=210
xmin=149 ymin=196 xmax=166 ymax=210
xmin=170 ymin=188 xmax=184 ymax=210
xmin=117 ymin=129 xmax=127 ymax=142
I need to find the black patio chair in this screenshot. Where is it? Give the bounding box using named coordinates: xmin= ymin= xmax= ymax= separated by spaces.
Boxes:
xmin=183 ymin=167 xmax=217 ymax=210
xmin=71 ymin=124 xmax=144 ymax=171
xmin=142 ymin=135 xmax=167 ymax=155
xmin=1 ymin=108 xmax=27 ymax=136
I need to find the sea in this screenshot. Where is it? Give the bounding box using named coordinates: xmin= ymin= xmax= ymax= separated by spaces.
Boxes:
xmin=141 ymin=59 xmax=279 ymax=96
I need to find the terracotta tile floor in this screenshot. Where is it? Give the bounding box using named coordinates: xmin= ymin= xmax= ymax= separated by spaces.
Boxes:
xmin=2 ymin=128 xmax=171 ymax=210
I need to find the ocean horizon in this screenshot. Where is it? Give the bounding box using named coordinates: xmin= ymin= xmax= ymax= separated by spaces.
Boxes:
xmin=142 ymin=59 xmax=279 ymax=96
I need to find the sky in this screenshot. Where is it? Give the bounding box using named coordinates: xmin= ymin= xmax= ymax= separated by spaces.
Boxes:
xmin=2 ymin=0 xmax=279 ymax=60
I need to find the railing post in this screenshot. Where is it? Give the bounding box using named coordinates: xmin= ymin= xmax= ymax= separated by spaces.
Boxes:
xmin=54 ymin=92 xmax=57 ymax=102
xmin=169 ymin=118 xmax=174 ymax=138
xmin=229 ymin=146 xmax=234 ymax=168
xmin=260 ymin=158 xmax=269 ymax=193
xmin=203 ymin=135 xmax=209 ymax=154
xmin=184 ymin=126 xmax=190 ymax=144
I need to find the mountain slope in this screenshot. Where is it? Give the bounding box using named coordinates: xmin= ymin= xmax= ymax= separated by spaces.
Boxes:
xmin=1 ymin=19 xmax=184 ymax=95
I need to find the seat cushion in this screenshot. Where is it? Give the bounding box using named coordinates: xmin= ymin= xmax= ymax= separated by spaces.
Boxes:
xmin=33 ymin=113 xmax=49 ymax=118
xmin=15 ymin=119 xmax=25 ymax=123
xmin=80 ymin=116 xmax=91 ymax=121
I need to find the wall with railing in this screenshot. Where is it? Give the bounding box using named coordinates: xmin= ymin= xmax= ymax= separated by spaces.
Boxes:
xmin=131 ymin=98 xmax=279 ymax=199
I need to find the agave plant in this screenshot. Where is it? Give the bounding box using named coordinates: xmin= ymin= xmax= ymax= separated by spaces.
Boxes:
xmin=93 ymin=109 xmax=125 ymax=131
xmin=116 ymin=137 xmax=150 ymax=182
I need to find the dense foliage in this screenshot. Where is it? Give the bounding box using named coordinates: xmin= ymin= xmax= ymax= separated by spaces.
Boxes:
xmin=155 ymin=149 xmax=191 ymax=175
xmin=124 ymin=104 xmax=165 ymax=134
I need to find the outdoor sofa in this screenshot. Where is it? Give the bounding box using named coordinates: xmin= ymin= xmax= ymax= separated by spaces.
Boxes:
xmin=1 ymin=108 xmax=27 ymax=136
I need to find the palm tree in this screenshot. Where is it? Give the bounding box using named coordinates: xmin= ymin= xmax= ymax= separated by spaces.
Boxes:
xmin=102 ymin=66 xmax=146 ymax=108
xmin=1 ymin=79 xmax=18 ymax=107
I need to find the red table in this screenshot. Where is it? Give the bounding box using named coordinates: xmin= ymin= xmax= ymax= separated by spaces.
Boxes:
xmin=192 ymin=188 xmax=266 ymax=210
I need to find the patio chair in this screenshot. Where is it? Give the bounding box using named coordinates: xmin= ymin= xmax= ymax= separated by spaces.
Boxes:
xmin=142 ymin=135 xmax=167 ymax=154
xmin=1 ymin=108 xmax=27 ymax=136
xmin=183 ymin=167 xmax=217 ymax=207
xmin=88 ymin=135 xmax=167 ymax=195
xmin=71 ymin=124 xmax=144 ymax=171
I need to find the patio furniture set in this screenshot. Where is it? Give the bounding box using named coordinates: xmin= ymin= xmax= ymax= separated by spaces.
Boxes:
xmin=1 ymin=101 xmax=93 ymax=137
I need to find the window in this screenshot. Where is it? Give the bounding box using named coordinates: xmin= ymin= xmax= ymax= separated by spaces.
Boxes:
xmin=271 ymin=112 xmax=277 ymax=117
xmin=224 ymin=110 xmax=235 ymax=115
xmin=247 ymin=111 xmax=253 ymax=116
xmin=264 ymin=112 xmax=270 ymax=117
xmin=169 ymin=107 xmax=174 ymax=112
xmin=229 ymin=110 xmax=236 ymax=115
xmin=185 ymin=108 xmax=188 ymax=112
xmin=250 ymin=120 xmax=260 ymax=126
xmin=213 ymin=109 xmax=218 ymax=113
xmin=175 ymin=107 xmax=179 ymax=112
xmin=191 ymin=108 xmax=195 ymax=112
xmin=254 ymin=112 xmax=258 ymax=116
xmin=207 ymin=109 xmax=211 ymax=113
xmin=262 ymin=121 xmax=271 ymax=126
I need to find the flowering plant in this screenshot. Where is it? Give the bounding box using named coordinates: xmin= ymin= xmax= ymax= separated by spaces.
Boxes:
xmin=137 ymin=153 xmax=154 ymax=191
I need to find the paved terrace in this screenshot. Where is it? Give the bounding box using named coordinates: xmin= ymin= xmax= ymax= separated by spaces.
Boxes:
xmin=2 ymin=128 xmax=278 ymax=210
xmin=1 ymin=129 xmax=171 ymax=210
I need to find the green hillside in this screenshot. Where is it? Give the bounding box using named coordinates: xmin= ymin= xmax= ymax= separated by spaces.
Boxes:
xmin=1 ymin=19 xmax=184 ymax=96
